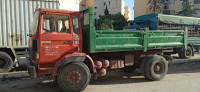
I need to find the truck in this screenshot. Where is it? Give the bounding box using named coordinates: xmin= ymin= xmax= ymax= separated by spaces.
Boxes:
xmin=0 ymin=0 xmax=60 ymax=73
xmin=125 ymin=14 xmax=200 ymax=59
xmin=27 ymin=7 xmax=188 ymax=92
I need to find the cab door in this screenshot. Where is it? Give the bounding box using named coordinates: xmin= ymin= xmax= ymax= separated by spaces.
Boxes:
xmin=39 ymin=13 xmax=74 ymax=63
xmin=70 ymin=13 xmax=83 ymax=53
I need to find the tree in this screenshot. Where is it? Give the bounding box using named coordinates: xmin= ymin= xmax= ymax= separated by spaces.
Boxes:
xmin=112 ymin=13 xmax=128 ymax=30
xmin=104 ymin=5 xmax=109 ymax=15
xmin=177 ymin=0 xmax=197 ymax=17
xmin=96 ymin=13 xmax=128 ymax=30
xmin=96 ymin=14 xmax=114 ymax=30
xmin=147 ymin=0 xmax=164 ymax=14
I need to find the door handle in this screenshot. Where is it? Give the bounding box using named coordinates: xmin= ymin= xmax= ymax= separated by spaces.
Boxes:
xmin=65 ymin=41 xmax=72 ymax=44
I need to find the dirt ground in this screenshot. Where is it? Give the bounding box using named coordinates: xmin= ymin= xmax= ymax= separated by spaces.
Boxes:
xmin=0 ymin=53 xmax=200 ymax=92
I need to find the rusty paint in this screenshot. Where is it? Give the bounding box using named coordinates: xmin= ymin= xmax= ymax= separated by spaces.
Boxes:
xmin=109 ymin=60 xmax=124 ymax=69
xmin=9 ymin=35 xmax=15 ymax=38
xmin=15 ymin=35 xmax=22 ymax=42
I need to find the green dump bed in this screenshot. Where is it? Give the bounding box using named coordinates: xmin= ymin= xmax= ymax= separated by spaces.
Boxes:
xmin=81 ymin=7 xmax=188 ymax=53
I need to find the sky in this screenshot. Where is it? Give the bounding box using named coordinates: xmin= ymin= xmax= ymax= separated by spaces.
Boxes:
xmin=124 ymin=0 xmax=134 ymax=20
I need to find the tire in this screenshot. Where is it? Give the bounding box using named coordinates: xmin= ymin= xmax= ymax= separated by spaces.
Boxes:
xmin=144 ymin=55 xmax=168 ymax=81
xmin=0 ymin=51 xmax=13 ymax=73
xmin=178 ymin=46 xmax=192 ymax=59
xmin=57 ymin=62 xmax=91 ymax=92
xmin=140 ymin=55 xmax=154 ymax=79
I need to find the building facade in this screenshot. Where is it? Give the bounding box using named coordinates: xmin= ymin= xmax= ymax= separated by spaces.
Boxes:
xmin=134 ymin=0 xmax=149 ymax=18
xmin=80 ymin=0 xmax=131 ymax=20
xmin=134 ymin=0 xmax=200 ymax=18
xmin=163 ymin=0 xmax=183 ymax=15
xmin=194 ymin=0 xmax=200 ymax=17
xmin=125 ymin=6 xmax=131 ymax=20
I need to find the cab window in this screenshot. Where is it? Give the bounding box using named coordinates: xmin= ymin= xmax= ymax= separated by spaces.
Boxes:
xmin=72 ymin=16 xmax=80 ymax=33
xmin=43 ymin=15 xmax=69 ymax=33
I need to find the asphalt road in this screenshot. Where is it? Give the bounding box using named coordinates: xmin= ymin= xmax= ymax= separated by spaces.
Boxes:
xmin=0 ymin=53 xmax=200 ymax=92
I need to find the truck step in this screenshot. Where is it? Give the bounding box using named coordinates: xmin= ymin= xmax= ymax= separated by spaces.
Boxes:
xmin=16 ymin=55 xmax=30 ymax=58
xmin=16 ymin=51 xmax=29 ymax=54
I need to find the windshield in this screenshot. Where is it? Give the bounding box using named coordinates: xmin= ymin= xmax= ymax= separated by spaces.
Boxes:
xmin=43 ymin=14 xmax=69 ymax=33
xmin=31 ymin=11 xmax=39 ymax=35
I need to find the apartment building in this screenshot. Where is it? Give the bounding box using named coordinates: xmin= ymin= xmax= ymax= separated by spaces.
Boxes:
xmin=134 ymin=0 xmax=149 ymax=18
xmin=194 ymin=0 xmax=200 ymax=17
xmin=163 ymin=0 xmax=184 ymax=15
xmin=125 ymin=6 xmax=131 ymax=20
xmin=163 ymin=0 xmax=200 ymax=17
xmin=135 ymin=0 xmax=200 ymax=17
xmin=79 ymin=0 xmax=94 ymax=10
xmin=80 ymin=0 xmax=131 ymax=20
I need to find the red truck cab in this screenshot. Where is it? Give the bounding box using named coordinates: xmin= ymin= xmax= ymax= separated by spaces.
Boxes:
xmin=28 ymin=8 xmax=94 ymax=92
xmin=29 ymin=9 xmax=83 ymax=65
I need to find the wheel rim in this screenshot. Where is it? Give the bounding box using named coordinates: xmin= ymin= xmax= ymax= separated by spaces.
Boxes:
xmin=66 ymin=70 xmax=81 ymax=86
xmin=153 ymin=62 xmax=164 ymax=74
xmin=185 ymin=48 xmax=192 ymax=56
xmin=0 ymin=57 xmax=8 ymax=68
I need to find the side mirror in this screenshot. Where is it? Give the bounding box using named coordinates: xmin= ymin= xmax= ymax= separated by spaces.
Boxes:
xmin=27 ymin=34 xmax=33 ymax=37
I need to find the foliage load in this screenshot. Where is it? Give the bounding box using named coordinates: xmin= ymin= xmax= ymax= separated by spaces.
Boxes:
xmin=96 ymin=13 xmax=128 ymax=30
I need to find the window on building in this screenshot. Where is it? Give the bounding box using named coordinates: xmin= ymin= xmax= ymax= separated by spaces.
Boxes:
xmin=115 ymin=8 xmax=118 ymax=12
xmin=194 ymin=0 xmax=200 ymax=4
xmin=109 ymin=1 xmax=111 ymax=5
xmin=109 ymin=9 xmax=111 ymax=13
xmin=164 ymin=3 xmax=169 ymax=9
xmin=115 ymin=0 xmax=118 ymax=4
xmin=104 ymin=0 xmax=106 ymax=6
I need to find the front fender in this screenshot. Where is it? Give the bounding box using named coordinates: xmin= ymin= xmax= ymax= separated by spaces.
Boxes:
xmin=52 ymin=53 xmax=96 ymax=76
xmin=52 ymin=53 xmax=86 ymax=76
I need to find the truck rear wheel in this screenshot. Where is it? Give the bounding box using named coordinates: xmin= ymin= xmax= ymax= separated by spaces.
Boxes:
xmin=0 ymin=51 xmax=13 ymax=73
xmin=178 ymin=46 xmax=192 ymax=59
xmin=57 ymin=62 xmax=91 ymax=92
xmin=144 ymin=55 xmax=168 ymax=81
xmin=140 ymin=55 xmax=154 ymax=79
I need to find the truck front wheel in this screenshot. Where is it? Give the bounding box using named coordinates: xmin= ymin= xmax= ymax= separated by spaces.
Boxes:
xmin=144 ymin=55 xmax=168 ymax=81
xmin=57 ymin=62 xmax=91 ymax=92
xmin=0 ymin=51 xmax=13 ymax=73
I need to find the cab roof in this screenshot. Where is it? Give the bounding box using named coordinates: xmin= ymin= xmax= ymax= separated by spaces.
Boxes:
xmin=38 ymin=8 xmax=79 ymax=14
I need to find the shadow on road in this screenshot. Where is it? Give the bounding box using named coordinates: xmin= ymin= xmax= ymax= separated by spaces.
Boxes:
xmin=90 ymin=58 xmax=200 ymax=85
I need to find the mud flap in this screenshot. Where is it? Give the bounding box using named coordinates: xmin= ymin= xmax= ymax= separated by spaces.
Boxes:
xmin=27 ymin=65 xmax=37 ymax=78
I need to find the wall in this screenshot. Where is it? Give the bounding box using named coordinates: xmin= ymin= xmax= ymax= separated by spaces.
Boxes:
xmin=125 ymin=6 xmax=131 ymax=20
xmin=0 ymin=0 xmax=59 ymax=48
xmin=193 ymin=0 xmax=200 ymax=17
xmin=134 ymin=0 xmax=149 ymax=18
xmin=93 ymin=0 xmax=126 ymax=19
